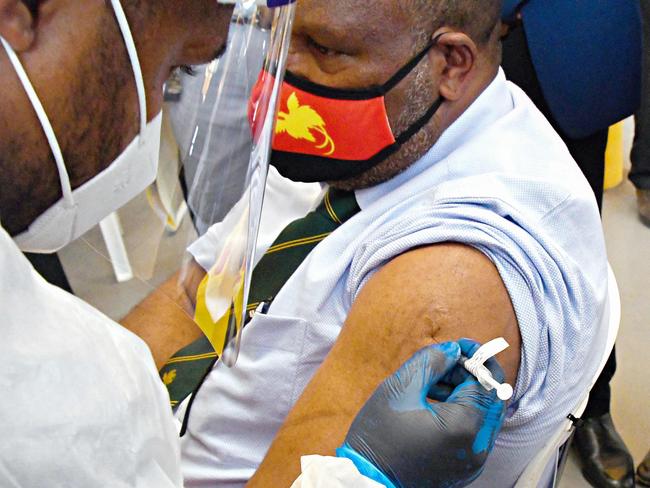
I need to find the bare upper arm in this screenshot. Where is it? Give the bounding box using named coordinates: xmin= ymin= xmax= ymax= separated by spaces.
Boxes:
xmin=339 ymin=242 xmax=520 ymax=384
xmin=248 ymin=243 xmax=520 ymax=487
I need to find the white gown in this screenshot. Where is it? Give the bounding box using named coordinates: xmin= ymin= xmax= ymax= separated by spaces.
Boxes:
xmin=0 ymin=224 xmax=183 ymax=487
xmin=0 ymin=224 xmax=376 ymax=488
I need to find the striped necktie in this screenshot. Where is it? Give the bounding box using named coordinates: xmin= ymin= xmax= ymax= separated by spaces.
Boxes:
xmin=160 ymin=188 xmax=360 ymax=408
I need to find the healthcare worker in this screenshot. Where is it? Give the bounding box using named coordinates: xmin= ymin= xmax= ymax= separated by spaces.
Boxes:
xmin=0 ymin=0 xmax=506 ymax=486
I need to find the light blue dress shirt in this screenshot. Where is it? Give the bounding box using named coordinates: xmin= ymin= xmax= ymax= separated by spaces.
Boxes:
xmin=180 ymin=69 xmax=609 ymax=487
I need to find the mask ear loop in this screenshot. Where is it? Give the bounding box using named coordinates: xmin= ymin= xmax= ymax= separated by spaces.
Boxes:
xmin=109 ymin=0 xmax=148 ymax=143
xmin=0 ymin=1 xmax=147 ymax=207
xmin=380 ymin=32 xmax=447 ymax=95
xmin=0 ymin=37 xmax=74 ymax=208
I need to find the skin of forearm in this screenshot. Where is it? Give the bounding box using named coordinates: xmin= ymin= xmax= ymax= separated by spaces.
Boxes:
xmin=120 ymin=269 xmax=204 ymax=368
xmin=248 ymin=329 xmax=505 ymax=488
xmin=246 ymin=334 xmax=418 ymax=488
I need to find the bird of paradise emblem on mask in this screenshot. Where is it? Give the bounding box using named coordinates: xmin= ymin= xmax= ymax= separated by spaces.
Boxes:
xmin=276 ymin=92 xmax=336 ymax=156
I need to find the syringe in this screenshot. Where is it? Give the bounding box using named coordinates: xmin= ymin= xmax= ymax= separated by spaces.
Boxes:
xmin=459 ymin=356 xmax=514 ymax=401
xmin=458 ymin=337 xmax=514 ymax=401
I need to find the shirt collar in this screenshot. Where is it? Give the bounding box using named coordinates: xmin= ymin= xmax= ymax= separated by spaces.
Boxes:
xmin=355 ymin=68 xmax=513 ymax=210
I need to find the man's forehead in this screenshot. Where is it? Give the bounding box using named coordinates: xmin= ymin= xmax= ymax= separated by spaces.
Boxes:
xmin=297 ymin=0 xmax=412 ymax=43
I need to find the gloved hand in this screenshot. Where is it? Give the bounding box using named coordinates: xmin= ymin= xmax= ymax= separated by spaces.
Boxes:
xmin=337 ymin=340 xmax=507 ymax=488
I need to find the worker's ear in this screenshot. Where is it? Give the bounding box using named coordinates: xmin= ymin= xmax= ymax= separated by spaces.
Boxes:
xmin=432 ymin=31 xmax=478 ymax=102
xmin=0 ymin=0 xmax=36 ymax=52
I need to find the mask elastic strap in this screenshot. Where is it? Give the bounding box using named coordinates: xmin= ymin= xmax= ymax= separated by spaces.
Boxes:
xmin=380 ymin=32 xmax=447 ymax=95
xmin=0 ymin=37 xmax=74 ymax=207
xmin=394 ymin=96 xmax=444 ymax=145
xmin=109 ymin=0 xmax=148 ymax=141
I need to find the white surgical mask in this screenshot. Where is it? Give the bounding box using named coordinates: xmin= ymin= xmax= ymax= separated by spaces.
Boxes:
xmin=2 ymin=0 xmax=162 ymax=254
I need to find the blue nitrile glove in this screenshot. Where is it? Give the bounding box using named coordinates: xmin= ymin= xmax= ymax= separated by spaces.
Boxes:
xmin=337 ymin=340 xmax=507 ymax=488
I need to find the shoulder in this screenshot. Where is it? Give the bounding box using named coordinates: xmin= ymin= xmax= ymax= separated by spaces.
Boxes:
xmin=353 ymin=244 xmax=516 ymax=338
xmin=345 ymin=243 xmax=520 ymax=383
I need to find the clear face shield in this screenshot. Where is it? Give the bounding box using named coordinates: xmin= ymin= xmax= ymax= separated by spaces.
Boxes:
xmin=175 ymin=0 xmax=296 ymax=366
xmin=54 ymin=0 xmax=296 ymax=370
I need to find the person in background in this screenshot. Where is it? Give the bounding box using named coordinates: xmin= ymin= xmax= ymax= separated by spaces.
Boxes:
xmin=639 ymin=450 xmax=650 ymax=486
xmin=632 ymin=0 xmax=650 ymax=225
xmin=500 ymin=1 xmax=643 ymax=487
xmin=631 ymin=2 xmax=650 ymax=485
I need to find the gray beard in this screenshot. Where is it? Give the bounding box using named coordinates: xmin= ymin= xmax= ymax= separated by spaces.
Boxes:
xmin=330 ymin=61 xmax=441 ymax=191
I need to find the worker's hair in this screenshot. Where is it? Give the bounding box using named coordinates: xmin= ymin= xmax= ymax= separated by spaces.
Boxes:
xmin=403 ymin=0 xmax=503 ymax=57
xmin=104 ymin=0 xmax=165 ymax=35
xmin=22 ymin=0 xmax=159 ymax=24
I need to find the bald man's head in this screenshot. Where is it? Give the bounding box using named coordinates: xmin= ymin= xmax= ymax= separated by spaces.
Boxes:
xmin=0 ymin=0 xmax=233 ymax=235
xmin=287 ymin=0 xmax=503 ymax=190
xmin=404 ymin=0 xmax=502 ymax=45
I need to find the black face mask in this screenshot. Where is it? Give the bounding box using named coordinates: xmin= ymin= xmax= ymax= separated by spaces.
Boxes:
xmin=270 ymin=34 xmax=445 ymax=183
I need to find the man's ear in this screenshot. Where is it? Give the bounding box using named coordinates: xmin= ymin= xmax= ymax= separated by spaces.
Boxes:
xmin=432 ymin=32 xmax=477 ymax=102
xmin=0 ymin=0 xmax=36 ymax=52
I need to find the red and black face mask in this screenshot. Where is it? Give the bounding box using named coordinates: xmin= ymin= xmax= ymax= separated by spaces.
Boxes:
xmin=250 ymin=34 xmax=444 ymax=183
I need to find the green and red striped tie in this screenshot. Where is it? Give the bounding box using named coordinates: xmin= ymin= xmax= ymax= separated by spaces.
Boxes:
xmin=160 ymin=188 xmax=360 ymax=408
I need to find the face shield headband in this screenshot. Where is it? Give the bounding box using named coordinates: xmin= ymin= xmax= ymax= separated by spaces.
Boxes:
xmin=260 ymin=33 xmax=446 ymax=183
